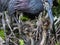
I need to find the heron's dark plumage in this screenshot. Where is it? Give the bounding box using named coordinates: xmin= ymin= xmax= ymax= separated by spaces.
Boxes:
xmin=8 ymin=0 xmax=44 ymax=15
xmin=0 ymin=0 xmax=54 ymax=23
xmin=0 ymin=0 xmax=10 ymax=12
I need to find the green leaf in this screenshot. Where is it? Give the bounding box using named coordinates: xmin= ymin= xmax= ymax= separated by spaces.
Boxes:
xmin=19 ymin=16 xmax=29 ymax=21
xmin=0 ymin=30 xmax=5 ymax=39
xmin=19 ymin=39 xmax=24 ymax=45
xmin=56 ymin=42 xmax=60 ymax=45
xmin=57 ymin=0 xmax=60 ymax=5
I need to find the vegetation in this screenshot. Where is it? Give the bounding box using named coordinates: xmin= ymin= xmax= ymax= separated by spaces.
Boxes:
xmin=0 ymin=0 xmax=60 ymax=45
xmin=52 ymin=5 xmax=60 ymax=17
xmin=0 ymin=29 xmax=5 ymax=39
xmin=56 ymin=42 xmax=60 ymax=45
xmin=19 ymin=39 xmax=24 ymax=45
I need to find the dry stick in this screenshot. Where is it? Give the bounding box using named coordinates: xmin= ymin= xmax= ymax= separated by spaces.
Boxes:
xmin=16 ymin=12 xmax=21 ymax=35
xmin=36 ymin=27 xmax=38 ymax=41
xmin=10 ymin=39 xmax=18 ymax=45
xmin=37 ymin=12 xmax=43 ymax=41
xmin=2 ymin=12 xmax=8 ymax=45
xmin=13 ymin=12 xmax=23 ymax=45
xmin=25 ymin=22 xmax=35 ymax=45
xmin=4 ymin=12 xmax=18 ymax=45
xmin=39 ymin=12 xmax=48 ymax=45
xmin=18 ymin=12 xmax=23 ymax=35
xmin=5 ymin=12 xmax=16 ymax=37
xmin=30 ymin=37 xmax=34 ymax=45
xmin=14 ymin=12 xmax=23 ymax=35
xmin=31 ymin=25 xmax=34 ymax=45
xmin=28 ymin=32 xmax=34 ymax=45
xmin=40 ymin=30 xmax=47 ymax=45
